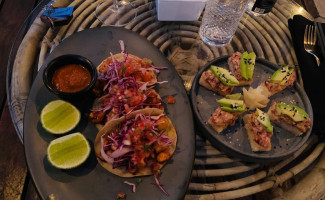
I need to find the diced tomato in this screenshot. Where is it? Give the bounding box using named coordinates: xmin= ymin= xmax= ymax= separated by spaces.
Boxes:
xmin=128 ymin=95 xmax=144 ymax=107
xmin=117 ymin=191 xmax=126 ymax=199
xmin=135 ymin=121 xmax=146 ymax=131
xmin=144 ymin=120 xmax=153 ymax=130
xmin=131 ymin=153 xmax=138 ymax=166
xmin=124 ymin=88 xmax=136 ymax=98
xmin=133 ymin=71 xmax=143 ymax=82
xmin=123 ymin=65 xmax=135 ymax=77
xmin=145 ymin=131 xmax=154 ymax=141
xmin=131 ymin=130 xmax=142 ymax=144
xmin=109 ymin=85 xmax=121 ymax=95
xmin=167 ymin=96 xmax=175 ymax=104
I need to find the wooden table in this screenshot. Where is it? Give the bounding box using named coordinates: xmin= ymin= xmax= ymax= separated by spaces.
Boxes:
xmin=1 ymin=0 xmax=324 ymax=199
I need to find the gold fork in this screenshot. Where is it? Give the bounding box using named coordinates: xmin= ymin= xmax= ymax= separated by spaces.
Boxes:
xmin=304 ymin=25 xmax=320 ymax=67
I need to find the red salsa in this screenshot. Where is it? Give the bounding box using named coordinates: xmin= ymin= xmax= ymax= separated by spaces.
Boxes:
xmin=52 ymin=64 xmax=91 ymax=93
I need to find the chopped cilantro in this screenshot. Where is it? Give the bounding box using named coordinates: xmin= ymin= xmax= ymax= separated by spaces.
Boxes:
xmin=121 ymin=66 xmax=127 ymax=76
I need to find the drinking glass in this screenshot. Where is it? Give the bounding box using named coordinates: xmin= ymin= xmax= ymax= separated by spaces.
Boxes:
xmin=95 ymin=0 xmax=137 ymax=27
xmin=199 ymin=0 xmax=250 ymax=46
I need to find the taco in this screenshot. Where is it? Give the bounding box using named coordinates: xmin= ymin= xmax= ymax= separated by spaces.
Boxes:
xmin=89 ymin=77 xmax=164 ymax=127
xmin=97 ymin=53 xmax=158 ymax=85
xmin=94 ymin=108 xmax=177 ymax=178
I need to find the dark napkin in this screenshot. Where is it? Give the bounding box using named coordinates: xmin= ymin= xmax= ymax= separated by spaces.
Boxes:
xmin=288 ymin=15 xmax=325 ymax=135
xmin=315 ymin=22 xmax=325 ymax=59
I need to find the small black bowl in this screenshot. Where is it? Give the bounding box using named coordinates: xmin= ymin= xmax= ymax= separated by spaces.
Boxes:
xmin=43 ymin=54 xmax=97 ymax=100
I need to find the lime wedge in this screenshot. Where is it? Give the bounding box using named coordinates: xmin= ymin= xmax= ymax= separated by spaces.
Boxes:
xmin=40 ymin=100 xmax=81 ymax=134
xmin=47 ymin=132 xmax=90 ymax=169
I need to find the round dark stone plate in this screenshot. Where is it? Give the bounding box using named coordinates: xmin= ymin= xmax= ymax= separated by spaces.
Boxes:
xmin=190 ymin=56 xmax=313 ymax=163
xmin=23 ymin=27 xmax=195 ymax=200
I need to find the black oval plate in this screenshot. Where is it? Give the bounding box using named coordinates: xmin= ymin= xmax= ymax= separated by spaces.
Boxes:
xmin=23 ymin=27 xmax=195 ymax=200
xmin=190 ymin=56 xmax=313 ymax=163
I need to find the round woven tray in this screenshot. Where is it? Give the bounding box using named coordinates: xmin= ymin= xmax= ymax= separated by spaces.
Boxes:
xmin=7 ymin=0 xmax=325 ymax=199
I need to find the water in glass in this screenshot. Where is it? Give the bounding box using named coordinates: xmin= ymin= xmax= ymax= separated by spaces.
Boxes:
xmin=199 ymin=0 xmax=249 ymax=46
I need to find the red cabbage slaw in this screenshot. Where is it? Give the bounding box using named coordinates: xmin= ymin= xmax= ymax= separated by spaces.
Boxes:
xmin=100 ymin=113 xmax=174 ymax=166
xmin=124 ymin=181 xmax=136 ymax=193
xmin=91 ymin=77 xmax=163 ymax=123
xmin=100 ymin=112 xmax=175 ymax=195
xmin=94 ymin=40 xmax=173 ymax=195
xmin=91 ymin=40 xmax=169 ymax=121
xmin=98 ymin=40 xmax=167 ymax=91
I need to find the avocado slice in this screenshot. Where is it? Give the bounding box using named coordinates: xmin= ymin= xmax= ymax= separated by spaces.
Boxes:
xmin=246 ymin=52 xmax=256 ymax=80
xmin=225 ymin=93 xmax=242 ymax=100
xmin=240 ymin=52 xmax=249 ymax=80
xmin=270 ymin=66 xmax=294 ymax=85
xmin=221 ymin=106 xmax=246 ymax=112
xmin=256 ymin=108 xmax=273 ymax=133
xmin=275 ymin=103 xmax=309 ymax=122
xmin=279 ymin=68 xmax=294 ymax=85
xmin=217 ymin=98 xmax=244 ymax=108
xmin=218 ymin=98 xmax=245 ymax=112
xmin=210 ymin=65 xmax=239 ymax=86
xmin=270 ymin=66 xmax=288 ymax=82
